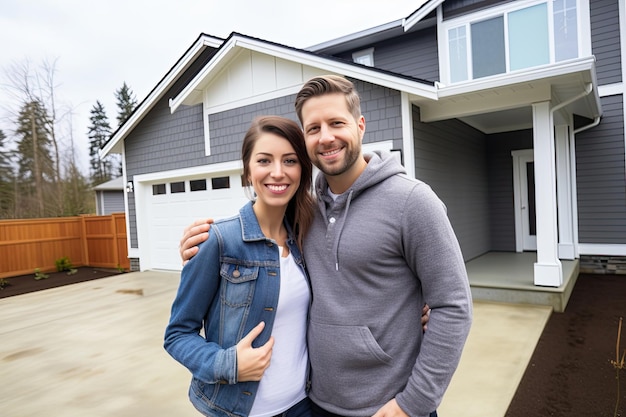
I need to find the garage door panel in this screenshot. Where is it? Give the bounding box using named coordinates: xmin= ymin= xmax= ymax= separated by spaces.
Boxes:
xmin=145 ymin=174 xmax=248 ymax=271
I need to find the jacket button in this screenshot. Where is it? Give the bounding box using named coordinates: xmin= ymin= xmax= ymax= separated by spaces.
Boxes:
xmin=233 ymin=270 xmax=240 ymax=278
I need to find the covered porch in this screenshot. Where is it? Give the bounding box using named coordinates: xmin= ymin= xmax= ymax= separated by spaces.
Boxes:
xmin=466 ymin=251 xmax=579 ymax=312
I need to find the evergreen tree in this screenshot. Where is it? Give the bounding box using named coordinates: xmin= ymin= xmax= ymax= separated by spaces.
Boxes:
xmin=15 ymin=100 xmax=55 ymax=217
xmin=115 ymin=81 xmax=137 ymax=127
xmin=0 ymin=129 xmax=16 ymax=218
xmin=88 ymin=100 xmax=113 ymax=185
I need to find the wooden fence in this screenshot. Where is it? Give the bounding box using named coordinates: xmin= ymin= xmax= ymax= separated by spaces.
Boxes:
xmin=0 ymin=213 xmax=130 ymax=279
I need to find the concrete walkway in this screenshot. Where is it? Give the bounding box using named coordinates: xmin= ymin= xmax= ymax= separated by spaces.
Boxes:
xmin=0 ymin=271 xmax=551 ymax=417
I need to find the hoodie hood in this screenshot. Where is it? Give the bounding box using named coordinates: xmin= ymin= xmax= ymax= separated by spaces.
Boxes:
xmin=314 ymin=150 xmax=406 ymax=270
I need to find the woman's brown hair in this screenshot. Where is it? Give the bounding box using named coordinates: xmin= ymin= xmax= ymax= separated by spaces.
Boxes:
xmin=241 ymin=116 xmax=315 ymax=250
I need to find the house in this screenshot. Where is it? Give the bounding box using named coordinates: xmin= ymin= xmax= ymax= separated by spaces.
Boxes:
xmin=102 ymin=0 xmax=625 ymax=297
xmin=92 ymin=176 xmax=125 ymax=215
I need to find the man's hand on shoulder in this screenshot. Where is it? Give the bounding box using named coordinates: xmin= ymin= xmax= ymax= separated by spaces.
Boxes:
xmin=180 ymin=218 xmax=213 ymax=265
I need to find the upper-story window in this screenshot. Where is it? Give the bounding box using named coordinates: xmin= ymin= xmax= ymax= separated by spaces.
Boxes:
xmin=444 ymin=0 xmax=578 ymax=84
xmin=352 ymin=48 xmax=374 ymax=67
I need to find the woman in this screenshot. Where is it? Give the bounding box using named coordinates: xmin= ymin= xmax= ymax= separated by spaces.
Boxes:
xmin=164 ymin=116 xmax=315 ymax=417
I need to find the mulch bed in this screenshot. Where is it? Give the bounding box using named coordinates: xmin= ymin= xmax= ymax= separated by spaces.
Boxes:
xmin=505 ymin=273 xmax=626 ymax=417
xmin=0 ymin=267 xmax=124 ymax=299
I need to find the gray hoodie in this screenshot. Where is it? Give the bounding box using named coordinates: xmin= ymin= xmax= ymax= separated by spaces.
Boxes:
xmin=304 ymin=151 xmax=472 ymax=417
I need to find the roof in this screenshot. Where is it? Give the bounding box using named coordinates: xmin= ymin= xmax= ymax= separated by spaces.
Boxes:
xmin=101 ymin=29 xmax=438 ymax=157
xmin=92 ymin=176 xmax=124 ymax=191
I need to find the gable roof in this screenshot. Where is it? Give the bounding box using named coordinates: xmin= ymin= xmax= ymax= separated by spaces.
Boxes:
xmin=101 ymin=33 xmax=224 ymax=156
xmin=308 ymin=0 xmax=438 ymax=54
xmin=101 ymin=31 xmax=437 ymax=157
xmin=169 ymin=32 xmax=437 ymax=114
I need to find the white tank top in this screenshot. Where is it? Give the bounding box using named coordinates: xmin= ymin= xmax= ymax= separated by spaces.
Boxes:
xmin=249 ymin=248 xmax=310 ymax=417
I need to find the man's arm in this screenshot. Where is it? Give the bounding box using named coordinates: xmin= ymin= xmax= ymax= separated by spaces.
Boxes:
xmin=180 ymin=218 xmax=213 ymax=265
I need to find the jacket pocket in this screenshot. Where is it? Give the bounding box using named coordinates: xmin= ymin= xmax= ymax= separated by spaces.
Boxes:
xmin=220 ymin=263 xmax=259 ymax=307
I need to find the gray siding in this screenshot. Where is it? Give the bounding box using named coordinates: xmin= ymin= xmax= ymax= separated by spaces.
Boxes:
xmin=96 ymin=190 xmax=124 ymax=215
xmin=369 ymin=28 xmax=439 ymax=81
xmin=412 ymin=107 xmax=490 ymax=261
xmin=336 ymin=28 xmax=439 ymax=81
xmin=590 ymin=0 xmax=622 ymax=85
xmin=442 ymin=0 xmax=513 ymax=19
xmin=485 ymin=130 xmax=533 ymax=251
xmin=355 ymin=81 xmax=404 ymax=147
xmin=576 ymin=94 xmax=626 ymax=243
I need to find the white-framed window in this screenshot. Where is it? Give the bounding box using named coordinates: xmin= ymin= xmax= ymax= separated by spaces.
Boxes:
xmin=352 ymin=48 xmax=375 ymax=67
xmin=443 ymin=0 xmax=579 ymax=84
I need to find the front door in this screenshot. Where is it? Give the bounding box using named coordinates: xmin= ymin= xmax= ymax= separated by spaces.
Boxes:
xmin=512 ymin=149 xmax=537 ymax=251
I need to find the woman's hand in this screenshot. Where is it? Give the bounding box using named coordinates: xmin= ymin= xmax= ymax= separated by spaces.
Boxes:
xmin=236 ymin=322 xmax=274 ymax=381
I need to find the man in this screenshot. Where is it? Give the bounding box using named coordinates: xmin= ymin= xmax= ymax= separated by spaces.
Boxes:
xmin=180 ymin=75 xmax=472 ymax=417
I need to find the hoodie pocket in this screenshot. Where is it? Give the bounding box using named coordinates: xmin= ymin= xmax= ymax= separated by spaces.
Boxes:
xmin=309 ymin=321 xmax=392 ymax=370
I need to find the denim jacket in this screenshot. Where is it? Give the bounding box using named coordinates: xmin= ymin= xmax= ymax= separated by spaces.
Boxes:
xmin=164 ymin=201 xmax=308 ymax=417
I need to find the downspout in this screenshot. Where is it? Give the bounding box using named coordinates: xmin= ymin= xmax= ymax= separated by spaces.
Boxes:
xmin=573 ymin=115 xmax=601 ymax=134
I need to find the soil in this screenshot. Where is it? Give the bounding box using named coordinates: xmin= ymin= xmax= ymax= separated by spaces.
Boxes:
xmin=1 ymin=269 xmax=624 ymax=415
xmin=0 ymin=267 xmax=124 ymax=299
xmin=506 ymin=273 xmax=626 ymax=417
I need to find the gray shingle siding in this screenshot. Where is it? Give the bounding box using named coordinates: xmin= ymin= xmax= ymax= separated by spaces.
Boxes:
xmin=486 ymin=130 xmax=533 ymax=252
xmin=355 ymin=80 xmax=404 ymax=147
xmin=412 ymin=106 xmax=491 ymax=261
xmin=591 ymin=0 xmax=622 ymax=85
xmin=576 ymin=94 xmax=626 ymax=243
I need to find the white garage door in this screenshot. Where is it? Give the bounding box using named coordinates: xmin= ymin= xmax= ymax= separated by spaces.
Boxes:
xmin=146 ymin=173 xmax=248 ymax=271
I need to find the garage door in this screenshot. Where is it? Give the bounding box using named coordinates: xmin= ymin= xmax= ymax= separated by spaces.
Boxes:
xmin=146 ymin=173 xmax=248 ymax=271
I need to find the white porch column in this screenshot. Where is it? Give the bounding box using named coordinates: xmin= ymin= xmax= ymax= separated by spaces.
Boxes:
xmin=532 ymin=102 xmax=563 ymax=287
xmin=555 ymin=124 xmax=576 ymax=259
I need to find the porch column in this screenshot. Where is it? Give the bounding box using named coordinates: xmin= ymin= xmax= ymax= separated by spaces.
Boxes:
xmin=532 ymin=101 xmax=563 ymax=287
xmin=555 ymin=124 xmax=576 ymax=260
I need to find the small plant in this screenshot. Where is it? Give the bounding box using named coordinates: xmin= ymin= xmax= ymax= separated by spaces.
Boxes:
xmin=55 ymin=256 xmax=73 ymax=272
xmin=611 ymin=317 xmax=625 ymax=417
xmin=66 ymin=268 xmax=78 ymax=275
xmin=34 ymin=268 xmax=49 ymax=280
xmin=0 ymin=278 xmax=10 ymax=290
xmin=116 ymin=264 xmax=126 ymax=273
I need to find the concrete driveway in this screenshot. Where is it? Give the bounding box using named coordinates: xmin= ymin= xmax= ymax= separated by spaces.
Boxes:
xmin=0 ymin=270 xmax=551 ymax=417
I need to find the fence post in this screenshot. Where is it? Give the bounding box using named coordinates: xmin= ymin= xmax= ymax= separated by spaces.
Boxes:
xmin=81 ymin=216 xmax=89 ymax=266
xmin=111 ymin=214 xmax=119 ymax=268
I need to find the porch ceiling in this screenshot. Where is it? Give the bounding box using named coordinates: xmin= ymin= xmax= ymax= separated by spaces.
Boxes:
xmin=414 ymin=57 xmax=601 ymax=134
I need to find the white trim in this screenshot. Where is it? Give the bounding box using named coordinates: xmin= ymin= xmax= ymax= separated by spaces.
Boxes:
xmin=102 ymin=34 xmax=223 ymax=156
xmin=620 ymin=0 xmax=626 ymax=179
xmin=404 ymin=0 xmax=442 ymax=32
xmin=578 ymin=244 xmax=626 ymax=256
xmin=436 ymin=56 xmax=595 ymax=97
xmin=401 ymin=92 xmax=416 ymax=178
xmin=533 ymin=101 xmax=562 ymax=287
xmin=555 ymin=124 xmax=575 ymax=260
xmin=134 ymin=161 xmax=243 ymax=183
xmin=598 ymin=83 xmax=623 ymax=97
xmin=170 ymin=35 xmax=438 ymax=113
xmin=511 ymin=149 xmax=535 ymax=253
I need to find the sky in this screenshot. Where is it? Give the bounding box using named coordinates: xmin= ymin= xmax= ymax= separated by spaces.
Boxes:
xmin=0 ymin=0 xmax=421 ymax=174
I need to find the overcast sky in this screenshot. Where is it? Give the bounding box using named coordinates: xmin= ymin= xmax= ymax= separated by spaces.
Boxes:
xmin=0 ymin=0 xmax=421 ymax=173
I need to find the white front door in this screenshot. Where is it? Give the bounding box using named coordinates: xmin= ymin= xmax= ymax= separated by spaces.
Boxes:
xmin=512 ymin=149 xmax=537 ymax=252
